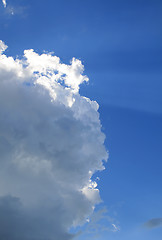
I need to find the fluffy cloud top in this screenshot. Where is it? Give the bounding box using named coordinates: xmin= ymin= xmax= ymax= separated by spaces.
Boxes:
xmin=0 ymin=41 xmax=108 ymax=240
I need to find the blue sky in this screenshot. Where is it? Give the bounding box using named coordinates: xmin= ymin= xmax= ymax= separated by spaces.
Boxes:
xmin=0 ymin=0 xmax=162 ymax=239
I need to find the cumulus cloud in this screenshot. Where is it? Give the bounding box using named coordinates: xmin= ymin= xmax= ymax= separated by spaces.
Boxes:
xmin=2 ymin=0 xmax=6 ymax=8
xmin=0 ymin=40 xmax=108 ymax=240
xmin=144 ymin=218 xmax=162 ymax=229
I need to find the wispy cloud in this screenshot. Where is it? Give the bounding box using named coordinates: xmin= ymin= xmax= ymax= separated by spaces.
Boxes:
xmin=1 ymin=1 xmax=27 ymax=17
xmin=144 ymin=218 xmax=162 ymax=229
xmin=2 ymin=0 xmax=6 ymax=8
xmin=0 ymin=40 xmax=108 ymax=240
xmin=77 ymin=207 xmax=120 ymax=240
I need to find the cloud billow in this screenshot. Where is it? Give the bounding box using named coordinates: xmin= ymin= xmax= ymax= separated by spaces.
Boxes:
xmin=0 ymin=40 xmax=108 ymax=240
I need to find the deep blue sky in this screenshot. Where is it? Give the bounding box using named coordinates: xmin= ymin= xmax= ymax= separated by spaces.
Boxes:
xmin=0 ymin=0 xmax=162 ymax=239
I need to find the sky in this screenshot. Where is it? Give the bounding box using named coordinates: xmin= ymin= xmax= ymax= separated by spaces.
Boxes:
xmin=0 ymin=0 xmax=162 ymax=240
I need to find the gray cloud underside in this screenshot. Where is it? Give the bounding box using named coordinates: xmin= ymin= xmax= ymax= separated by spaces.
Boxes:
xmin=144 ymin=218 xmax=162 ymax=229
xmin=0 ymin=195 xmax=74 ymax=240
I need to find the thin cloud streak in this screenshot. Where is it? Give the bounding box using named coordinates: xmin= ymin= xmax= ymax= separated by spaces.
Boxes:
xmin=2 ymin=0 xmax=6 ymax=8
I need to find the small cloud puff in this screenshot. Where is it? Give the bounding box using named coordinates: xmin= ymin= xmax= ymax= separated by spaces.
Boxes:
xmin=0 ymin=40 xmax=7 ymax=54
xmin=0 ymin=41 xmax=108 ymax=240
xmin=144 ymin=218 xmax=162 ymax=229
xmin=2 ymin=0 xmax=6 ymax=8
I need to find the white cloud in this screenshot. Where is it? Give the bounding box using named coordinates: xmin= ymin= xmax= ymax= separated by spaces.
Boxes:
xmin=0 ymin=41 xmax=108 ymax=240
xmin=0 ymin=40 xmax=7 ymax=54
xmin=2 ymin=0 xmax=6 ymax=8
xmin=112 ymin=223 xmax=120 ymax=232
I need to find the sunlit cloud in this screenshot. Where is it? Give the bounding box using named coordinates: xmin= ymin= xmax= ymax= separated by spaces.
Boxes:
xmin=0 ymin=40 xmax=108 ymax=240
xmin=2 ymin=0 xmax=6 ymax=8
